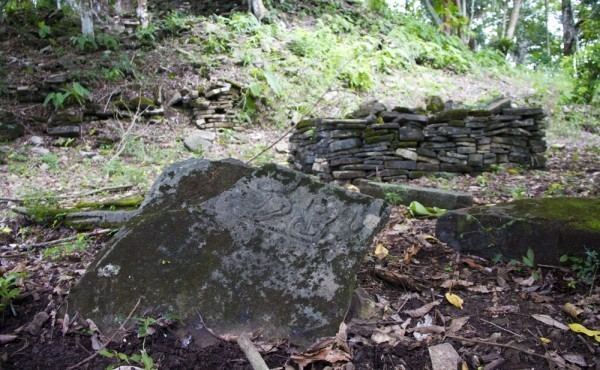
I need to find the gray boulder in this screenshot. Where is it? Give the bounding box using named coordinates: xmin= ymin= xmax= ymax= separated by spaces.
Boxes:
xmin=67 ymin=159 xmax=388 ymax=346
xmin=436 ymin=198 xmax=600 ymax=264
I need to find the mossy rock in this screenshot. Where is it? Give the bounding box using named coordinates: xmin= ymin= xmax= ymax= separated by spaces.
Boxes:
xmin=436 ymin=197 xmax=600 ymax=264
xmin=425 ymin=95 xmax=444 ymax=113
xmin=430 ymin=108 xmax=471 ymax=123
xmin=296 ymin=120 xmax=315 ymax=130
xmin=364 ymin=133 xmax=396 ymax=144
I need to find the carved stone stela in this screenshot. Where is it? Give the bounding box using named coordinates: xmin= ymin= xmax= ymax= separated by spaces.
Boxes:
xmin=67 ymin=159 xmax=388 ymax=346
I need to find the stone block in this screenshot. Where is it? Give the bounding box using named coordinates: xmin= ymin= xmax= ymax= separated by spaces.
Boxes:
xmin=354 ymin=179 xmax=473 ymax=210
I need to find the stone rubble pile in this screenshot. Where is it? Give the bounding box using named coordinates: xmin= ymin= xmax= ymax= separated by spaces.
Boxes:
xmin=173 ymin=81 xmax=240 ymax=130
xmin=289 ymin=100 xmax=547 ymax=182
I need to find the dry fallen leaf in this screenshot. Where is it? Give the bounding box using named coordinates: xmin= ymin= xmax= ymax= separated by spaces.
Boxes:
xmin=445 ymin=292 xmax=464 ymax=309
xmin=404 ymin=300 xmax=441 ymax=318
xmin=448 ymin=316 xmax=470 ymax=334
xmin=568 ymin=323 xmax=600 ymax=342
xmin=563 ymin=303 xmax=583 ymax=319
xmin=292 ymin=324 xmax=353 ymax=369
xmin=374 ymin=243 xmax=389 ymax=260
xmin=486 ymin=305 xmax=519 ymax=315
xmin=403 ymin=244 xmax=421 ymax=264
xmin=0 ymin=334 xmax=17 ymax=344
xmin=531 ymin=314 xmax=569 ymax=331
xmin=441 ymin=279 xmax=473 ymax=289
xmin=540 ymin=337 xmax=551 ymax=344
xmin=563 ymin=353 xmax=587 ymax=367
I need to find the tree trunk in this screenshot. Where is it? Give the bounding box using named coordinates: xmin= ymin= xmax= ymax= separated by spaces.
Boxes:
xmin=545 ymin=0 xmax=550 ymax=58
xmin=248 ymin=0 xmax=267 ymax=22
xmin=137 ymin=0 xmax=149 ymax=28
xmin=505 ymin=0 xmax=522 ymax=40
xmin=561 ymin=0 xmax=577 ymax=56
xmin=500 ymin=0 xmax=508 ymax=38
xmin=80 ymin=0 xmax=95 ymax=37
xmin=421 ymin=0 xmax=443 ymax=27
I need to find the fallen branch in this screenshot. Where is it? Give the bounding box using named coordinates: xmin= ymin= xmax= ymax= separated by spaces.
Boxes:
xmin=1 ymin=184 xmax=136 ymax=204
xmin=19 ymin=228 xmax=113 ymax=251
xmin=446 ymin=334 xmax=547 ymax=360
xmin=66 ymin=298 xmax=141 ymax=370
xmin=236 ymin=333 xmax=269 ymax=370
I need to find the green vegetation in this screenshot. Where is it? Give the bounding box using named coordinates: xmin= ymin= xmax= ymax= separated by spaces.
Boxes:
xmin=0 ymin=272 xmax=24 ymax=312
xmin=43 ymin=234 xmax=88 ymax=260
xmin=43 ymin=82 xmax=91 ymax=110
xmin=408 ymin=200 xmax=447 ymax=218
xmin=100 ymin=348 xmax=156 ymax=370
xmin=561 ymin=250 xmax=600 ymax=286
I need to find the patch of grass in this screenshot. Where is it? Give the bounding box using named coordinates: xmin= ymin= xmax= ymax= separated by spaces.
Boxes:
xmin=40 ymin=153 xmax=60 ymax=172
xmin=103 ymin=159 xmax=148 ymax=186
xmin=42 ymin=234 xmax=88 ymax=260
xmin=243 ymin=144 xmax=274 ymax=165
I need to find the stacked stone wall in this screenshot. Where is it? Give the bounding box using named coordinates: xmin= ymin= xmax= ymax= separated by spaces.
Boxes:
xmin=289 ymin=101 xmax=547 ymax=181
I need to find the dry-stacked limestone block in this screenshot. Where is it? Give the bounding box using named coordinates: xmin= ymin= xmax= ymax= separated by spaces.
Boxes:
xmin=289 ymin=99 xmax=546 ymax=182
xmin=192 ymin=82 xmax=240 ymax=129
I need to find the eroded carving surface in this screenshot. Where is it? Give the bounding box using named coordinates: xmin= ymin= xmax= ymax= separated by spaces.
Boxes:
xmin=67 ymin=159 xmax=388 ymax=345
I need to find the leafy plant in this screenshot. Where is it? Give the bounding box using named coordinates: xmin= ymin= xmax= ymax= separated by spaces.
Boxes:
xmin=100 ymin=349 xmax=156 ymax=370
xmin=96 ymin=33 xmax=119 ymax=50
xmin=43 ymin=91 xmax=69 ymax=110
xmin=40 ymin=153 xmax=60 ymax=172
xmin=522 ymin=248 xmax=536 ymax=268
xmin=408 ymin=201 xmax=447 ymax=218
xmin=71 ymin=34 xmax=98 ymax=52
xmin=103 ymin=67 xmax=125 ymax=81
xmin=137 ymin=316 xmax=158 ymax=338
xmin=0 ymin=272 xmax=24 ymax=312
xmin=161 ymin=11 xmax=191 ymax=35
xmin=43 ymin=82 xmax=91 ymax=109
xmin=203 ymin=33 xmax=231 ymax=54
xmin=135 ymin=24 xmax=157 ymax=44
xmin=340 ymin=66 xmax=374 ymax=92
xmin=37 ymin=20 xmax=51 ymax=38
xmin=560 ymin=250 xmax=600 ymax=286
xmin=42 ymin=234 xmax=88 ymax=260
xmin=384 ymin=191 xmax=403 ymax=205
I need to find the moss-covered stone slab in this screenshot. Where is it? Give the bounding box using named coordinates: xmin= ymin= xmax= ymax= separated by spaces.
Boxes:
xmin=67 ymin=159 xmax=388 ymax=346
xmin=436 ymin=198 xmax=600 ymax=264
xmin=354 ymin=179 xmax=473 ymax=210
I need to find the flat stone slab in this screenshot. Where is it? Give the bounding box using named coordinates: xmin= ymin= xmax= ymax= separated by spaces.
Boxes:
xmin=67 ymin=159 xmax=388 ymax=346
xmin=436 ymin=198 xmax=600 ymax=264
xmin=354 ymin=179 xmax=473 ymax=210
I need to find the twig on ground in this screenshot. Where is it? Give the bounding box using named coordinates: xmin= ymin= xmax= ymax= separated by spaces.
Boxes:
xmin=446 ymin=334 xmax=547 ymax=360
xmin=479 ymin=318 xmax=525 ymax=338
xmin=236 ymin=333 xmax=269 ymax=370
xmin=109 ymin=103 xmax=147 ymax=163
xmin=66 ymin=297 xmax=141 ymax=370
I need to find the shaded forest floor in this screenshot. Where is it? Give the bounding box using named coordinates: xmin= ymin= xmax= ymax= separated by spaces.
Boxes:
xmin=1 ymin=2 xmax=600 ymax=369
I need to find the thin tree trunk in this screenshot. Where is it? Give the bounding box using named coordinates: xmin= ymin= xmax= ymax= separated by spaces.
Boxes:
xmin=248 ymin=0 xmax=267 ymax=22
xmin=561 ymin=0 xmax=577 ymax=56
xmin=80 ymin=0 xmax=95 ymax=37
xmin=137 ymin=0 xmax=148 ymax=28
xmin=505 ymin=0 xmax=522 ymax=40
xmin=421 ymin=0 xmax=443 ymax=27
xmin=500 ymin=0 xmax=509 ymax=38
xmin=545 ymin=0 xmax=550 ymax=58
